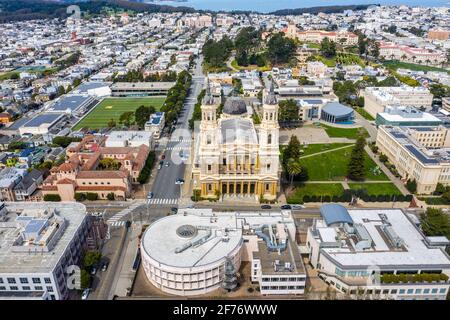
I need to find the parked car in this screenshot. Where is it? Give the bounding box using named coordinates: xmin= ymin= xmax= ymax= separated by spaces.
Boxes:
xmin=175 ymin=178 xmax=185 ymax=185
xmin=280 ymin=204 xmax=292 ymax=210
xmin=101 ymin=262 xmax=109 ymax=272
xmin=291 ymin=204 xmax=305 ymax=210
xmin=90 ymin=267 xmax=97 ymax=276
xmin=81 ymin=289 xmax=90 ymax=300
xmin=170 ymin=207 xmax=178 ymax=213
xmin=147 ymin=192 xmax=154 ymax=199
xmin=261 ymin=204 xmax=271 ymax=209
xmin=165 ymin=162 xmax=170 ymax=167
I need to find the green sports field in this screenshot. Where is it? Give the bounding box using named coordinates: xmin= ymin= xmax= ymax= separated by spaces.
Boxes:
xmin=73 ymin=97 xmax=166 ymax=130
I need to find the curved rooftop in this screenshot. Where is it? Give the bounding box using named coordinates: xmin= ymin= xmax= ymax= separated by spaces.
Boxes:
xmin=141 ymin=214 xmax=243 ymax=268
xmin=320 ymin=203 xmax=353 ymax=226
xmin=223 ymin=97 xmax=247 ymax=115
xmin=322 ymin=102 xmax=354 ymax=118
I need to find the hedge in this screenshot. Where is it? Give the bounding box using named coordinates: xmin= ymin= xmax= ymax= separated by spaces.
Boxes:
xmin=44 ymin=194 xmax=61 ymax=202
xmin=86 ymin=193 xmax=98 ymax=201
xmin=138 ymin=151 xmax=156 ymax=184
xmin=75 ymin=193 xmax=86 ymax=202
xmin=381 ymin=273 xmax=449 ymax=284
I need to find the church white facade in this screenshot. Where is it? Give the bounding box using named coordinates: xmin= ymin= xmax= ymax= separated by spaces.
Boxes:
xmin=191 ymin=81 xmax=280 ymax=201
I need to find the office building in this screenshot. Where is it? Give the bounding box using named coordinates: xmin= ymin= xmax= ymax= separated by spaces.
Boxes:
xmin=306 ymin=204 xmax=450 ymax=300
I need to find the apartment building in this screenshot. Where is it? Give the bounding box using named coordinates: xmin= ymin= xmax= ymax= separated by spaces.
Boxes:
xmin=362 ymin=86 xmax=433 ymax=118
xmin=306 ymin=204 xmax=450 ymax=300
xmin=0 ymin=202 xmax=90 ymax=300
xmin=376 ymin=125 xmax=450 ymax=194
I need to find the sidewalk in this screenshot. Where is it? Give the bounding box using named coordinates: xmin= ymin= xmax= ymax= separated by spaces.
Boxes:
xmin=113 ymin=223 xmax=142 ymax=298
xmin=364 ymin=145 xmax=409 ymax=196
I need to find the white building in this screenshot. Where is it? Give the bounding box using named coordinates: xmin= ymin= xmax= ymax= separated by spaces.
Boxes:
xmin=105 ymin=131 xmax=153 ymax=148
xmin=0 ymin=202 xmax=90 ymax=300
xmin=306 ymin=204 xmax=450 ymax=300
xmin=362 ymin=86 xmax=433 ymax=118
xmin=376 ymin=125 xmax=450 ymax=194
xmin=144 ymin=112 xmax=165 ymax=139
xmin=140 ymin=209 xmax=306 ymax=296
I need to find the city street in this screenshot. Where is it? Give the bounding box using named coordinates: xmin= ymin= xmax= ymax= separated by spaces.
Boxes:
xmin=148 ymin=55 xmax=205 ymax=201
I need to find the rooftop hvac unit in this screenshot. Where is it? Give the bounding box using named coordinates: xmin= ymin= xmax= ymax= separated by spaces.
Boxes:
xmin=382 ymin=225 xmax=404 ymax=248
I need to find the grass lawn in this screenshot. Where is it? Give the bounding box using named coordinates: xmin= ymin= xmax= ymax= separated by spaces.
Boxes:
xmin=287 ymin=183 xmax=344 ymax=204
xmin=383 ymin=60 xmax=450 ymax=74
xmin=73 ymin=97 xmax=165 ymax=130
xmin=300 ymin=143 xmax=353 ymax=157
xmin=230 ymin=59 xmax=271 ymax=72
xmin=320 ymin=124 xmax=368 ymax=139
xmin=355 ymin=107 xmax=375 ymax=121
xmin=301 ymin=147 xmax=388 ymax=181
xmin=349 ymin=183 xmax=402 ymax=196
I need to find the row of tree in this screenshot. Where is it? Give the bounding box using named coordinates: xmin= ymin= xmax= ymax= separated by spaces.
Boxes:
xmin=113 ymin=70 xmax=177 ymax=83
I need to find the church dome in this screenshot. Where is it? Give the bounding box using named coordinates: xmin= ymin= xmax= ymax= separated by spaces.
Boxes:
xmin=223 ymin=97 xmax=247 ymax=115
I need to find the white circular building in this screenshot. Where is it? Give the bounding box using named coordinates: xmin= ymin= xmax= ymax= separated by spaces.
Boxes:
xmin=140 ymin=212 xmax=243 ymax=296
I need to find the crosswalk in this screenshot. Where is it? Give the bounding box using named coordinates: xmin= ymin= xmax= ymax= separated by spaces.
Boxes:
xmin=107 ymin=201 xmax=142 ymax=224
xmin=170 ymin=138 xmax=192 ymax=143
xmin=166 ymin=146 xmax=191 ymax=151
xmin=110 ymin=221 xmax=126 ymax=227
xmin=146 ymin=198 xmax=179 ymax=205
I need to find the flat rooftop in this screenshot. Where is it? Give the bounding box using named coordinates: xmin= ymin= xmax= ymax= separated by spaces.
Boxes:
xmin=111 ymin=82 xmax=174 ymax=90
xmin=22 ymin=113 xmax=64 ymax=128
xmin=47 ymin=94 xmax=93 ymax=113
xmin=141 ymin=209 xmax=297 ymax=269
xmin=382 ymin=126 xmax=450 ymax=164
xmin=0 ymin=202 xmax=87 ymax=274
xmin=316 ymin=208 xmax=450 ymax=269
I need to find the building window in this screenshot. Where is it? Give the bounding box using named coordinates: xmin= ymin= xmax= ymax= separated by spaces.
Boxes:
xmin=0 ymin=278 xmax=3 ymax=284
xmin=35 ymin=286 xmax=43 ymax=290
xmin=431 ymin=288 xmax=438 ymax=294
xmin=399 ymin=289 xmax=405 ymax=294
xmin=32 ymin=278 xmax=41 ymax=284
xmin=0 ymin=286 xmax=5 ymax=290
xmin=439 ymin=288 xmax=446 ymax=294
xmin=19 ymin=278 xmax=28 ymax=284
xmin=23 ymin=286 xmax=31 ymax=290
xmin=44 ymin=278 xmax=51 ymax=284
xmin=267 ymin=134 xmax=272 ymax=145
xmin=424 ymin=289 xmax=430 ymax=294
xmin=407 ymin=289 xmax=414 ymax=294
xmin=10 ymin=286 xmax=18 ymax=291
xmin=207 ymin=164 xmax=212 ymax=172
xmin=47 ymin=286 xmax=54 ymax=292
xmin=415 ymin=289 xmax=422 ymax=294
xmin=7 ymin=278 xmax=16 ymax=284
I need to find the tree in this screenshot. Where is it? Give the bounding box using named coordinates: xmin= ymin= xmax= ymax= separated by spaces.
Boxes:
xmin=83 ymin=251 xmax=102 ymax=269
xmin=287 ymin=158 xmax=303 ymax=187
xmin=406 ymin=179 xmax=417 ymax=193
xmin=80 ymin=269 xmax=91 ymax=290
xmin=134 ymin=105 xmax=156 ymax=129
xmin=283 ymin=135 xmax=302 ymax=167
xmin=278 ymin=99 xmax=299 ymax=123
xmin=98 ymin=158 xmax=121 ymax=170
xmin=107 ymin=119 xmax=116 ymax=128
xmin=235 ymin=27 xmax=261 ymax=66
xmin=107 ymin=192 xmax=115 ymax=201
xmin=420 ymin=208 xmax=450 ymax=239
xmin=320 ymin=37 xmax=336 ymax=58
xmin=52 ymin=136 xmax=81 ymax=148
xmin=347 ymin=135 xmax=366 ymax=181
xmin=267 ymin=32 xmax=296 ymax=65
xmin=119 ymin=111 xmax=134 ymax=127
